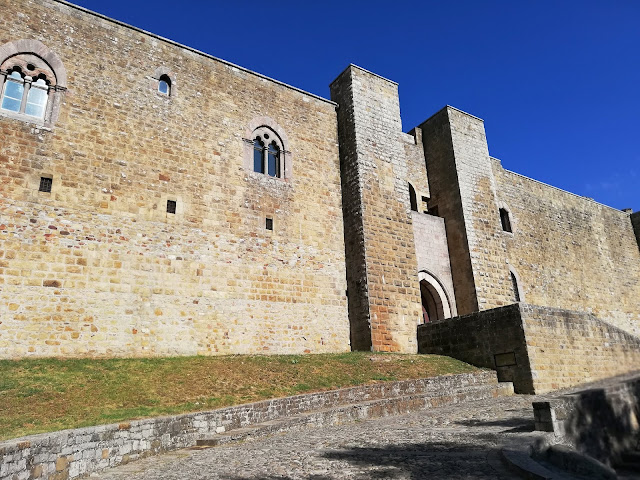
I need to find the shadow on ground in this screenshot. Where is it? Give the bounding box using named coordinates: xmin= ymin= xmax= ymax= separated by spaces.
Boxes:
xmin=227 ymin=441 xmax=511 ymax=480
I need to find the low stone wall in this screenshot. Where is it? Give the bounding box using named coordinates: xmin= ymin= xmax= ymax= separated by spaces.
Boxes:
xmin=418 ymin=304 xmax=535 ymax=393
xmin=0 ymin=371 xmax=496 ymax=480
xmin=418 ymin=303 xmax=640 ymax=394
xmin=533 ymin=372 xmax=640 ymax=465
xmin=521 ymin=304 xmax=640 ymax=393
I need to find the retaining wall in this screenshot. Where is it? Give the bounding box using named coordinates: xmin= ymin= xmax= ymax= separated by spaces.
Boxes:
xmin=533 ymin=372 xmax=640 ymax=464
xmin=418 ymin=303 xmax=640 ymax=394
xmin=0 ymin=371 xmax=498 ymax=480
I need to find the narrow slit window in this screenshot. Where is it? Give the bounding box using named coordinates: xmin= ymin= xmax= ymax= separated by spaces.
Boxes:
xmin=500 ymin=208 xmax=512 ymax=232
xmin=39 ymin=177 xmax=52 ymax=193
xmin=511 ymin=272 xmax=521 ymax=302
xmin=166 ymin=200 xmax=177 ymax=214
xmin=265 ymin=217 xmax=273 ymax=231
xmin=408 ymin=183 xmax=418 ymax=211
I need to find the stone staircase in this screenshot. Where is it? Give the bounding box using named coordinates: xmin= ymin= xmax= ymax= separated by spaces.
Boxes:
xmin=196 ymin=370 xmax=513 ymax=447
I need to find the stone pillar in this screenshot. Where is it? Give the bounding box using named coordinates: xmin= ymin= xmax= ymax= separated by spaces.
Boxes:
xmin=420 ymin=107 xmax=513 ymax=314
xmin=330 ymin=65 xmax=422 ymax=353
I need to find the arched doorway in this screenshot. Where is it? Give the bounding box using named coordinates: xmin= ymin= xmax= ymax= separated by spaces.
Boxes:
xmin=418 ymin=271 xmax=453 ymax=323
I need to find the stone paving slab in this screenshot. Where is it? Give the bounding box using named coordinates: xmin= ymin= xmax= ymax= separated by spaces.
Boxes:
xmin=89 ymin=395 xmax=550 ymax=480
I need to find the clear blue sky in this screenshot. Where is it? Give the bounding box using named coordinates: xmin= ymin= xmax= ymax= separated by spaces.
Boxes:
xmin=70 ymin=0 xmax=639 ymax=210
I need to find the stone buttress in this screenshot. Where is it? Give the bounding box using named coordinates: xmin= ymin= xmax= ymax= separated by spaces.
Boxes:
xmin=330 ymin=65 xmax=422 ymax=353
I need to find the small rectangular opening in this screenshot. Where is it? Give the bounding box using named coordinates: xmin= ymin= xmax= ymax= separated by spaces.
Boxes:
xmin=39 ymin=177 xmax=52 ymax=193
xmin=494 ymin=352 xmax=517 ymax=367
xmin=265 ymin=217 xmax=273 ymax=231
xmin=166 ymin=200 xmax=177 ymax=214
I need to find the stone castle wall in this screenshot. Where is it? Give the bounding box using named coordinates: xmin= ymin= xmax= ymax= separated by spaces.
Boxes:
xmin=330 ymin=66 xmax=422 ymax=353
xmin=493 ymin=160 xmax=640 ymax=337
xmin=0 ymin=0 xmax=350 ymax=358
xmin=420 ymin=107 xmax=514 ymax=315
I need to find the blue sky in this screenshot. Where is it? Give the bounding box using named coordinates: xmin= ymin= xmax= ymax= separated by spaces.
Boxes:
xmin=69 ymin=0 xmax=639 ymax=210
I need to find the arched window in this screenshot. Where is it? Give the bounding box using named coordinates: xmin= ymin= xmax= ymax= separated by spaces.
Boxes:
xmin=158 ymin=75 xmax=171 ymax=95
xmin=408 ymin=183 xmax=418 ymax=212
xmin=1 ymin=70 xmax=24 ymax=113
xmin=249 ymin=126 xmax=284 ymax=178
xmin=0 ymin=40 xmax=67 ymax=126
xmin=26 ymin=76 xmax=49 ymax=118
xmin=500 ymin=208 xmax=512 ymax=233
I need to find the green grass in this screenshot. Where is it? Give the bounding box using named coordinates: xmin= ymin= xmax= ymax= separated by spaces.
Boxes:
xmin=0 ymin=352 xmax=478 ymax=441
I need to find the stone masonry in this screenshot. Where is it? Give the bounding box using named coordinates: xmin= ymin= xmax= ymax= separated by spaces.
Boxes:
xmin=418 ymin=303 xmax=640 ymax=394
xmin=1 ymin=0 xmax=639 ymax=371
xmin=0 ymin=0 xmax=350 ymax=358
xmin=330 ymin=66 xmax=422 ymax=353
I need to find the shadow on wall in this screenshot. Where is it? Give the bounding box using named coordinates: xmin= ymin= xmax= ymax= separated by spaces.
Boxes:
xmin=563 ymin=383 xmax=640 ymax=464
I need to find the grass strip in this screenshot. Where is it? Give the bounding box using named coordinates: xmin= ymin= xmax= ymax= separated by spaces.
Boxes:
xmin=0 ymin=352 xmax=478 ymax=441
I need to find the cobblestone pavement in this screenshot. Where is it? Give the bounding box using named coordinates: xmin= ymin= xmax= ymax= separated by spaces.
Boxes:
xmin=90 ymin=395 xmax=545 ymax=480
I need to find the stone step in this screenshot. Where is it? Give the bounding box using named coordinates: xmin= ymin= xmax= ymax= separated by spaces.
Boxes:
xmin=197 ymin=382 xmax=513 ymax=447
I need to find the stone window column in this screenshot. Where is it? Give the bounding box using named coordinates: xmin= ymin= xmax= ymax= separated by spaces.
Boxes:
xmin=18 ymin=75 xmax=32 ymax=114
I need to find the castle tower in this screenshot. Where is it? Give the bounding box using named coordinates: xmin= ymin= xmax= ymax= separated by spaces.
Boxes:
xmin=420 ymin=107 xmax=514 ymax=314
xmin=330 ymin=65 xmax=422 ymax=353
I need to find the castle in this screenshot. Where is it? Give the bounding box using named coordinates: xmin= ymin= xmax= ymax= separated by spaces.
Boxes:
xmin=1 ymin=0 xmax=639 ymax=393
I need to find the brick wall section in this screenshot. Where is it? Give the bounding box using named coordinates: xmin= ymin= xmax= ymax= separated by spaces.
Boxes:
xmin=0 ymin=371 xmax=501 ymax=480
xmin=418 ymin=304 xmax=535 ymax=393
xmin=0 ymin=0 xmax=350 ymax=358
xmin=330 ymin=66 xmax=422 ymax=353
xmin=411 ymin=211 xmax=457 ymax=316
xmin=420 ymin=107 xmax=513 ymax=315
xmin=494 ymin=161 xmax=640 ymax=337
xmin=631 ymin=211 xmax=640 ymax=250
xmin=521 ymin=304 xmax=640 ymax=393
xmin=418 ymin=303 xmax=640 ymax=394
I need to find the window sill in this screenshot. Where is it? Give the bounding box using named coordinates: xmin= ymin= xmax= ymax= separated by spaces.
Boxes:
xmin=0 ymin=109 xmax=51 ymax=129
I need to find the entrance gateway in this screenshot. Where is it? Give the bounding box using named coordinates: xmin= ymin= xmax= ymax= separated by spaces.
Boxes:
xmin=418 ymin=271 xmax=454 ymax=323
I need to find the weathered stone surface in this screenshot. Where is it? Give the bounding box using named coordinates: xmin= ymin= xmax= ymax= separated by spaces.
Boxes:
xmin=0 ymin=371 xmax=507 ymax=480
xmin=419 ymin=303 xmax=640 ymax=394
xmin=330 ymin=66 xmax=423 ymax=353
xmin=0 ymin=0 xmax=349 ymax=358
xmin=494 ymin=159 xmax=640 ymax=338
xmin=87 ymin=394 xmax=545 ymax=480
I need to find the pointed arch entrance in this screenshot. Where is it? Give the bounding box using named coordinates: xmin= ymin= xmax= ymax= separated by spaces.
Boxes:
xmin=418 ymin=271 xmax=454 ymax=323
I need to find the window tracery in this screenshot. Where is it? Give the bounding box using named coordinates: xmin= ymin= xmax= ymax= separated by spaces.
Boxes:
xmin=0 ymin=40 xmax=67 ymax=126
